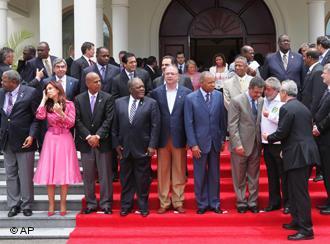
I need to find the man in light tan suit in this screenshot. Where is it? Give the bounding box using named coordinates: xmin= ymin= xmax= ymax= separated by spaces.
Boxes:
xmin=223 ymin=56 xmax=253 ymax=110
xmin=228 ymin=77 xmax=265 ymax=214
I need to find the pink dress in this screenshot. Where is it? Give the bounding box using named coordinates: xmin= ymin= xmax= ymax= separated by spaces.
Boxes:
xmin=33 ymin=101 xmax=82 ymax=185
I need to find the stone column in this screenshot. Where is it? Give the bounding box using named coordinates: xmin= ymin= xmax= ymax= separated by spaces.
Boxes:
xmin=40 ymin=0 xmax=62 ymax=57
xmin=96 ymin=0 xmax=104 ymax=48
xmin=0 ymin=0 xmax=9 ymax=47
xmin=112 ymin=0 xmax=128 ymax=63
xmin=74 ymin=0 xmax=97 ymax=59
xmin=308 ymin=0 xmax=326 ymax=43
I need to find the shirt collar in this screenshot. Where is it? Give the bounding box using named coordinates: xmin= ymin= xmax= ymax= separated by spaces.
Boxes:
xmin=245 ymin=90 xmax=255 ymax=102
xmin=165 ymin=83 xmax=178 ymax=91
xmin=309 ymin=62 xmax=319 ymax=72
xmin=236 ymin=74 xmax=247 ymax=80
xmin=96 ymin=62 xmax=105 ymax=70
xmin=88 ymin=90 xmax=98 ymax=98
xmin=200 ymin=87 xmax=211 ymax=97
xmin=125 ymin=69 xmax=134 ymax=78
xmin=129 ymin=95 xmax=140 ymax=103
xmin=56 ymin=75 xmax=66 ymax=82
xmin=280 ymin=50 xmax=290 ymax=59
xmin=8 ymin=85 xmax=20 ymax=96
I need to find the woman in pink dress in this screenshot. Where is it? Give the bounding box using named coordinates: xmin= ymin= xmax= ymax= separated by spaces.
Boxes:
xmin=34 ymin=81 xmax=82 ymax=216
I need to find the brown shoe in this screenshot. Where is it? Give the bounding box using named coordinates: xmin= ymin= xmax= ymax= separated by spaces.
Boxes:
xmin=157 ymin=207 xmax=168 ymax=214
xmin=175 ymin=206 xmax=186 ymax=213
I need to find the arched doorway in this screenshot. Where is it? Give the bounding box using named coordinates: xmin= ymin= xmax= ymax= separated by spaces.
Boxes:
xmin=159 ymin=0 xmax=276 ymax=67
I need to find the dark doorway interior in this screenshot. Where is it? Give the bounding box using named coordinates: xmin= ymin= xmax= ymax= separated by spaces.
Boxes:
xmin=190 ymin=38 xmax=243 ymax=70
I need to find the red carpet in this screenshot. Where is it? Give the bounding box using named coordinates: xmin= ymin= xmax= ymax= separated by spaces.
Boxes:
xmin=67 ymin=145 xmax=330 ymax=243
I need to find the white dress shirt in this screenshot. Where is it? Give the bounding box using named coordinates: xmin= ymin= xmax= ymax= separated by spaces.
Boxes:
xmin=166 ymin=84 xmax=178 ymax=114
xmin=56 ymin=75 xmax=67 ymax=93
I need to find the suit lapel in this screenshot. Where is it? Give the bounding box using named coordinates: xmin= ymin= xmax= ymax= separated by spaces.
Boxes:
xmin=172 ymin=86 xmax=183 ymax=114
xmin=132 ymin=98 xmax=145 ymax=126
xmin=10 ymin=85 xmax=25 ymax=115
xmin=66 ymin=77 xmax=73 ymax=98
xmin=161 ymin=85 xmax=170 ymax=114
xmin=83 ymin=92 xmax=93 ymax=120
xmin=243 ymin=94 xmax=255 ymax=123
xmin=91 ymin=92 xmax=103 ymax=121
xmin=197 ymin=90 xmax=209 ymax=113
xmin=276 ymin=52 xmax=286 ymax=72
xmin=0 ymin=90 xmax=5 ymax=114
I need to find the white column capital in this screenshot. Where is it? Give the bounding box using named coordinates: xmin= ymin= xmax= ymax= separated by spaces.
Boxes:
xmin=112 ymin=0 xmax=129 ymax=7
xmin=0 ymin=0 xmax=8 ymax=10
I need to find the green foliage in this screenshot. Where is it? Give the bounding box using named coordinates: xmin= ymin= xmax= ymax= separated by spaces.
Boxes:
xmin=5 ymin=30 xmax=33 ymax=69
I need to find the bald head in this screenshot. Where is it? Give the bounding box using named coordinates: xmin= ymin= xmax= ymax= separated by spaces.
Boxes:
xmin=86 ymin=72 xmax=101 ymax=94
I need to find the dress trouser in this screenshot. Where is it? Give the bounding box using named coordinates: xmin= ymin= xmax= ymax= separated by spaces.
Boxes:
xmin=318 ymin=143 xmax=330 ymax=204
xmin=81 ymin=149 xmax=112 ymax=209
xmin=263 ymin=143 xmax=289 ymax=207
xmin=157 ymin=137 xmax=186 ymax=209
xmin=3 ymin=145 xmax=34 ymax=210
xmin=287 ymin=166 xmax=313 ymax=235
xmin=231 ymin=142 xmax=260 ymax=208
xmin=120 ymin=154 xmax=151 ymax=211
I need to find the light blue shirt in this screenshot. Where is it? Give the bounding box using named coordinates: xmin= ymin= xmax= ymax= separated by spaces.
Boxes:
xmin=3 ymin=85 xmax=20 ymax=113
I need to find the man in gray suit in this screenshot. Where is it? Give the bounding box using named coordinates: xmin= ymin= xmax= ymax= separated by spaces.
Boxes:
xmin=153 ymin=55 xmax=193 ymax=90
xmin=75 ymin=72 xmax=114 ymax=214
xmin=223 ymin=56 xmax=253 ymax=110
xmin=228 ymin=77 xmax=265 ymax=213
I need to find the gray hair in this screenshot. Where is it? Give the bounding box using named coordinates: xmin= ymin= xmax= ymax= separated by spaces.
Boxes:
xmin=128 ymin=77 xmax=143 ymax=91
xmin=234 ymin=56 xmax=248 ymax=65
xmin=280 ymin=80 xmax=297 ymax=97
xmin=324 ymin=63 xmax=330 ymax=73
xmin=199 ymin=71 xmax=215 ymax=84
xmin=265 ymin=77 xmax=281 ymax=91
xmin=0 ymin=47 xmax=14 ymax=63
xmin=2 ymin=70 xmax=21 ymax=84
xmin=53 ymin=58 xmax=67 ymax=68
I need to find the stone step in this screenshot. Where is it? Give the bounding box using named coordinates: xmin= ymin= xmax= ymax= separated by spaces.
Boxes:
xmin=0 ymin=181 xmax=85 ymax=195
xmin=0 ymin=195 xmax=84 ymax=211
xmin=0 ymin=227 xmax=73 ymax=239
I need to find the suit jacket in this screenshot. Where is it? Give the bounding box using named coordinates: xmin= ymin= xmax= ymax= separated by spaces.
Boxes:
xmin=111 ymin=68 xmax=152 ymax=100
xmin=43 ymin=75 xmax=80 ymax=101
xmin=261 ymin=51 xmax=304 ymax=90
xmin=300 ymin=63 xmax=326 ymax=117
xmin=321 ymin=50 xmax=330 ymax=66
xmin=65 ymin=56 xmax=74 ymax=76
xmin=184 ymin=89 xmax=226 ymax=153
xmin=228 ymin=93 xmax=263 ymax=156
xmin=75 ymin=90 xmax=114 ymax=153
xmin=150 ymin=84 xmax=192 ymax=148
xmin=223 ymin=74 xmax=253 ymax=110
xmin=24 ymin=55 xmax=58 ymax=83
xmin=144 ymin=65 xmax=161 ymax=81
xmin=70 ymin=56 xmax=91 ymax=82
xmin=112 ymin=96 xmax=160 ymax=159
xmin=0 ymin=85 xmax=39 ymax=152
xmin=80 ymin=63 xmax=120 ymax=94
xmin=153 ymin=75 xmax=193 ymax=90
xmin=314 ymin=90 xmax=330 ymax=146
xmin=268 ymin=99 xmax=320 ymax=171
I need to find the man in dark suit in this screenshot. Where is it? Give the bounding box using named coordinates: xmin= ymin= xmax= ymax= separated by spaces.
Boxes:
xmin=176 ymin=51 xmax=187 ymax=74
xmin=80 ymin=47 xmax=120 ymax=94
xmin=0 ymin=70 xmax=39 ymax=217
xmin=153 ymin=55 xmax=193 ymax=90
xmin=261 ymin=34 xmax=304 ymax=95
xmin=301 ymin=48 xmax=326 ymax=117
xmin=64 ymin=45 xmax=74 ymax=76
xmin=112 ymin=78 xmax=160 ymax=217
xmin=0 ymin=47 xmax=14 ymax=82
xmin=43 ymin=58 xmax=79 ymax=101
xmin=144 ymin=56 xmax=161 ymax=81
xmin=265 ymin=80 xmax=320 ymax=241
xmin=24 ymin=42 xmax=58 ymax=85
xmin=111 ymin=52 xmax=152 ymax=99
xmin=313 ymin=63 xmax=330 ymax=214
xmin=70 ymin=42 xmax=95 ymax=82
xmin=17 ymin=45 xmax=36 ymax=80
xmin=184 ymin=71 xmax=226 ymax=214
xmin=316 ymin=36 xmax=330 ymax=66
xmin=150 ymin=65 xmax=191 ymax=214
xmin=75 ymin=72 xmax=114 ymax=214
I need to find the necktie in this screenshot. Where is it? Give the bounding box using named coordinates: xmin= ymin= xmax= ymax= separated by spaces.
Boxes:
xmin=283 ymin=54 xmax=288 ymax=70
xmin=251 ymin=99 xmax=257 ymax=119
xmin=129 ymin=99 xmax=137 ymax=124
xmin=205 ymin=93 xmax=211 ymax=108
xmin=129 ymin=72 xmax=134 ymax=80
xmin=6 ymin=92 xmax=13 ymax=116
xmin=44 ymin=59 xmax=52 ymax=76
xmin=100 ymin=66 xmax=106 ymax=80
xmin=90 ymin=95 xmax=96 ymax=113
xmin=89 ymin=59 xmax=94 ymax=66
xmin=179 ymin=65 xmax=183 ymax=74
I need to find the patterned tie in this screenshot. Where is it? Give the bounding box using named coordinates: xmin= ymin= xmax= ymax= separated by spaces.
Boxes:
xmin=283 ymin=54 xmax=288 ymax=70
xmin=205 ymin=93 xmax=211 ymax=108
xmin=100 ymin=66 xmax=106 ymax=80
xmin=6 ymin=92 xmax=13 ymax=116
xmin=44 ymin=59 xmax=52 ymax=77
xmin=129 ymin=72 xmax=134 ymax=80
xmin=251 ymin=99 xmax=257 ymax=120
xmin=129 ymin=99 xmax=137 ymax=124
xmin=90 ymin=95 xmax=96 ymax=113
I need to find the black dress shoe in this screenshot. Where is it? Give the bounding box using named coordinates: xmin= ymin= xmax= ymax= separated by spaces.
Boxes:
xmin=320 ymin=207 xmax=330 ymax=215
xmin=23 ymin=209 xmax=32 ymax=216
xmin=102 ymin=208 xmax=112 ymax=214
xmin=140 ymin=210 xmax=149 ymax=217
xmin=8 ymin=206 xmax=20 ymax=217
xmin=212 ymin=207 xmax=224 ymax=214
xmin=313 ymin=174 xmax=323 ymax=182
xmin=283 ymin=207 xmax=290 ymax=214
xmin=196 ymin=208 xmax=207 ymax=214
xmin=83 ymin=208 xmax=97 ymax=214
xmin=249 ymin=206 xmax=259 ymax=213
xmin=287 ymin=232 xmax=314 ymax=240
xmin=237 ymin=206 xmax=248 ymax=213
xmin=120 ymin=209 xmax=131 ymax=216
xmin=282 ymin=223 xmax=299 ymax=230
xmin=264 ymin=205 xmax=281 ymax=212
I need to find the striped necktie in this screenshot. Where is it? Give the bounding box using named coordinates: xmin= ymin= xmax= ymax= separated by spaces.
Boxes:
xmin=129 ymin=99 xmax=137 ymax=124
xmin=6 ymin=92 xmax=13 ymax=116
